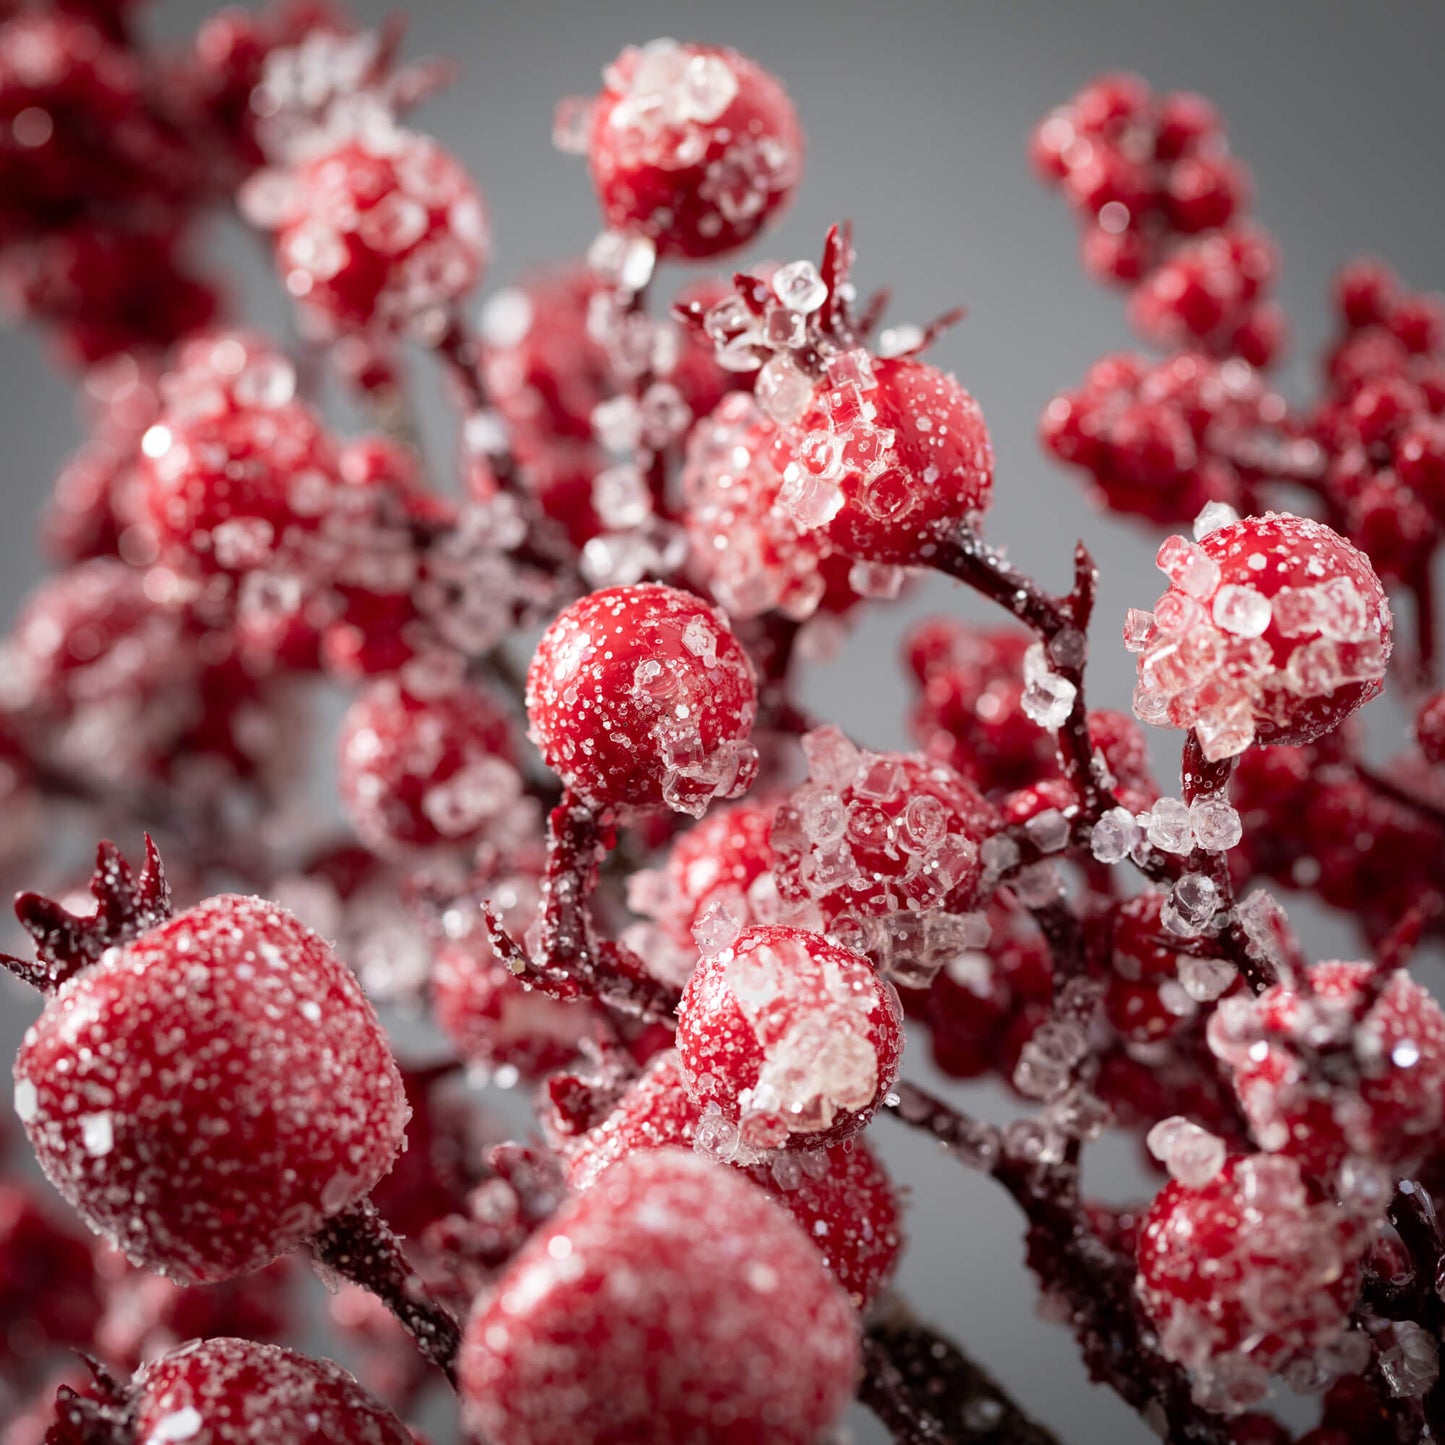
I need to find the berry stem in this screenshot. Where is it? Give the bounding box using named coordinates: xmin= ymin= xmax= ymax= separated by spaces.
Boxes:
xmin=483 ymin=791 xmax=681 ymax=1022
xmin=861 ymin=1305 xmax=1061 ymax=1444
xmin=432 ymin=310 xmax=521 ymax=494
xmin=927 ymin=526 xmax=1107 ymax=814
xmin=310 ymin=1197 xmax=462 ymax=1388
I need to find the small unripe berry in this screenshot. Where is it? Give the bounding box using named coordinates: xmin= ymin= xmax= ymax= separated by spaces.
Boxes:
xmin=526 ymin=583 xmax=758 ymax=816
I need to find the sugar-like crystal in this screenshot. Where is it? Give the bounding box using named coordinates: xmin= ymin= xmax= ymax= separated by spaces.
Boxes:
xmin=586 ymin=228 xmax=657 ymax=294
xmin=1193 ymin=501 xmax=1240 ymax=539
xmin=772 ymin=259 xmax=828 ymax=315
xmin=1212 ymin=584 xmax=1272 ymax=639
xmin=1178 ymin=955 xmax=1235 ymax=1003
xmin=824 ymin=347 xmax=877 ymax=393
xmin=148 ymin=1408 xmax=204 ymax=1443
xmin=592 ymin=463 xmax=652 ymax=530
xmin=876 ymin=324 xmax=924 ymax=359
xmin=778 ymin=463 xmax=844 ymax=529
xmin=640 ymin=381 xmax=692 ymax=448
xmin=1189 ymin=796 xmax=1242 ymax=852
xmin=591 ymin=394 xmax=642 ymax=454
xmin=1090 ymin=806 xmax=1140 ymax=865
xmin=1147 ymin=1116 xmax=1226 ymax=1187
xmin=1047 ymin=626 xmax=1086 ymax=670
xmin=551 ymin=94 xmax=594 ymax=153
xmin=1146 ymin=797 xmax=1195 ymax=855
xmin=799 ymin=788 xmax=848 ymax=848
xmin=801 ymin=726 xmax=862 ymax=792
xmin=692 ymin=900 xmax=741 ymax=958
xmin=680 ymin=617 xmax=718 ymax=667
xmin=763 ymin=303 xmax=806 ymax=349
xmin=680 ymin=51 xmax=739 ymax=122
xmin=980 ymin=833 xmax=1021 ymax=879
xmin=1024 ymin=808 xmax=1070 ymax=854
xmin=1156 ymin=535 xmax=1221 ymax=598
xmin=1122 ymin=609 xmax=1157 ymax=653
xmin=1011 ymin=862 xmax=1063 ymax=907
xmin=1316 ymin=576 xmax=1368 ymax=640
xmin=1021 ymin=673 xmax=1077 ymax=729
xmin=755 ymin=353 xmax=815 ymax=425
xmin=1162 ymin=872 xmax=1218 ymax=936
xmin=1381 ymin=1321 xmax=1440 ymax=1399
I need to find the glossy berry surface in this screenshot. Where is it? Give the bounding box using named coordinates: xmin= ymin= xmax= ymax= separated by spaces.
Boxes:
xmin=525 ymin=583 xmax=758 ymax=816
xmin=675 ymin=924 xmax=903 ymax=1151
xmin=459 ymin=1149 xmax=859 ymax=1445
xmin=338 ymin=676 xmax=520 ymax=853
xmin=16 ymin=891 xmax=408 ymax=1283
xmin=585 ymin=40 xmax=802 ymax=259
xmin=1130 ymin=510 xmax=1392 ymax=759
xmin=130 ymin=1337 xmax=412 ymax=1445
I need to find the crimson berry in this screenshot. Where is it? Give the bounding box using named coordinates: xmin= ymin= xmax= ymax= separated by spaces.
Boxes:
xmin=675 ymin=923 xmax=903 ymax=1152
xmin=585 ymin=40 xmax=803 ymax=259
xmin=1137 ymin=1153 xmax=1363 ymax=1409
xmin=243 ymin=124 xmax=490 ymax=334
xmin=137 ymin=344 xmax=341 ymax=576
xmin=525 ymin=583 xmax=759 ymax=817
xmin=1417 ymin=690 xmax=1445 ymax=765
xmin=460 ymin=1149 xmax=859 ymax=1445
xmin=769 ymin=728 xmax=997 ymax=979
xmin=1131 ymin=511 xmax=1392 ymax=760
xmin=0 ymin=1183 xmax=99 ymax=1375
xmin=623 ymin=798 xmax=779 ymax=986
xmin=1208 ymin=961 xmax=1445 ymax=1176
xmin=337 ymin=675 xmax=521 ymax=854
xmin=12 ymin=846 xmax=408 ymax=1284
xmin=778 ymin=355 xmax=994 ymax=564
xmin=563 ymin=1051 xmax=902 ymax=1308
xmin=681 ymin=393 xmax=862 ymax=621
xmin=128 ymin=1337 xmax=412 ymax=1444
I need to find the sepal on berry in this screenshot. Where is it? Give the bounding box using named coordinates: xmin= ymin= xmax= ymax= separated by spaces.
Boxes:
xmin=4 ymin=835 xmax=171 ymax=992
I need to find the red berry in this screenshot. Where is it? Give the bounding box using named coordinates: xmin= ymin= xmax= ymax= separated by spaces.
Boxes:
xmin=137 ymin=344 xmax=340 ymax=576
xmin=0 ymin=1183 xmax=99 ymax=1375
xmin=559 ymin=1050 xmax=902 ymax=1309
xmin=682 ymin=393 xmax=861 ymax=621
xmin=460 ymin=1149 xmax=859 ymax=1445
xmin=586 ymin=40 xmax=803 ymax=259
xmin=338 ymin=676 xmax=521 ymax=854
xmin=1208 ymin=961 xmax=1445 ymax=1176
xmin=1417 ymin=690 xmax=1445 ymax=765
xmin=1137 ymin=1154 xmax=1363 ymax=1407
xmin=623 ymin=798 xmax=778 ymax=986
xmin=244 ymin=126 xmax=489 ymax=334
xmin=525 ymin=583 xmax=758 ymax=816
xmin=15 ymin=882 xmax=408 ymax=1283
xmin=675 ymin=923 xmax=903 ymax=1152
xmin=1131 ymin=511 xmax=1392 ymax=760
xmin=770 ymin=735 xmax=997 ymax=977
xmin=780 ymin=355 xmax=994 ymax=564
xmin=130 ymin=1337 xmax=412 ymax=1444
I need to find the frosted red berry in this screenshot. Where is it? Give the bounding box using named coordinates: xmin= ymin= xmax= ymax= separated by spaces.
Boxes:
xmin=1137 ymin=1153 xmax=1363 ymax=1412
xmin=525 ymin=583 xmax=758 ymax=816
xmin=1208 ymin=961 xmax=1445 ymax=1176
xmin=128 ymin=1337 xmax=412 ymax=1444
xmin=585 ymin=40 xmax=802 ymax=259
xmin=779 ymin=355 xmax=994 ymax=564
xmin=0 ymin=1182 xmax=99 ymax=1375
xmin=243 ymin=125 xmax=490 ymax=334
xmin=1418 ymin=691 xmax=1445 ymax=765
xmin=675 ymin=924 xmax=903 ymax=1152
xmin=1130 ymin=510 xmax=1392 ymax=760
xmin=337 ymin=676 xmax=520 ymax=853
xmin=460 ymin=1149 xmax=859 ymax=1445
xmin=14 ymin=871 xmax=408 ymax=1283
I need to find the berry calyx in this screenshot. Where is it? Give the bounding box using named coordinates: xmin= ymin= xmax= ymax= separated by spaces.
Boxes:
xmin=583 ymin=40 xmax=803 ymax=259
xmin=675 ymin=923 xmax=904 ymax=1152
xmin=525 ymin=583 xmax=758 ymax=817
xmin=459 ymin=1149 xmax=859 ymax=1445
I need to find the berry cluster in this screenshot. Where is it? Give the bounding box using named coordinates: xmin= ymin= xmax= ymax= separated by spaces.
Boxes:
xmin=0 ymin=12 xmax=1443 ymax=1445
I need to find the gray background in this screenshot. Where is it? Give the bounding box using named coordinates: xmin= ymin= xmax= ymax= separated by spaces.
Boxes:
xmin=1 ymin=2 xmax=1442 ymax=1440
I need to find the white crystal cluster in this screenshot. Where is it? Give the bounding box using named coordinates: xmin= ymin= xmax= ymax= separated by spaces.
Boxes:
xmin=1146 ymin=1115 xmax=1226 ymax=1188
xmin=1128 ymin=515 xmax=1390 ymax=761
xmin=770 ymin=726 xmax=989 ymax=987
